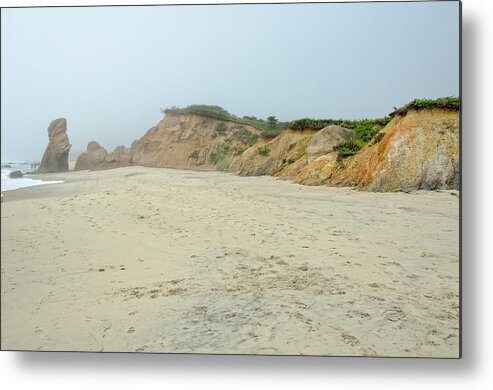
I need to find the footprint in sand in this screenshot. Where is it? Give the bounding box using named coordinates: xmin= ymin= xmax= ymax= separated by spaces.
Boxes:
xmin=340 ymin=331 xmax=359 ymax=346
xmin=383 ymin=307 xmax=405 ymax=322
xmin=127 ymin=327 xmax=135 ymax=334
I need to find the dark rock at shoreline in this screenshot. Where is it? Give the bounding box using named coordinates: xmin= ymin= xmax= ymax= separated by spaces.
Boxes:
xmin=2 ymin=164 xmax=12 ymax=168
xmin=8 ymin=170 xmax=23 ymax=178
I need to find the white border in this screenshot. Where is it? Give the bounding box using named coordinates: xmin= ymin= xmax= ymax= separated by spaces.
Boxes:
xmin=1 ymin=1 xmax=492 ymax=389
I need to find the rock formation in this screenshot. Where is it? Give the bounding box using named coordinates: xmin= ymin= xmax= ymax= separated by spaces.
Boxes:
xmin=39 ymin=118 xmax=71 ymax=172
xmin=8 ymin=170 xmax=23 ymax=178
xmin=296 ymin=108 xmax=459 ymax=191
xmin=74 ymin=141 xmax=108 ymax=170
xmin=231 ymin=129 xmax=317 ymax=177
xmin=75 ymin=141 xmax=132 ymax=171
xmin=231 ymin=125 xmax=358 ymax=181
xmin=106 ymin=145 xmax=132 ymax=167
xmin=306 ymin=125 xmax=358 ymax=163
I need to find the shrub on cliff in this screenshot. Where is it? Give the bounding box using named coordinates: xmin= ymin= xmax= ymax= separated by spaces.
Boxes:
xmin=210 ymin=143 xmax=230 ymax=165
xmin=288 ymin=118 xmax=320 ymax=131
xmin=351 ymin=119 xmax=390 ymax=143
xmin=216 ymin=158 xmax=231 ymax=171
xmin=210 ymin=143 xmax=232 ymax=171
xmin=215 ymin=122 xmax=228 ymax=134
xmin=233 ymin=126 xmax=259 ymax=147
xmin=337 ymin=139 xmax=367 ymax=157
xmin=260 ymin=128 xmax=282 ymax=139
xmin=259 ymin=116 xmax=282 ymax=139
xmin=286 ymin=153 xmax=304 ymax=164
xmin=257 ymin=146 xmax=270 ymax=156
xmin=288 ymin=117 xmax=389 ymax=133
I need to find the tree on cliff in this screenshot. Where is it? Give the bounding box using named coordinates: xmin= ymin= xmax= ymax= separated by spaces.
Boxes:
xmin=259 ymin=116 xmax=281 ymax=139
xmin=267 ymin=116 xmax=278 ymax=130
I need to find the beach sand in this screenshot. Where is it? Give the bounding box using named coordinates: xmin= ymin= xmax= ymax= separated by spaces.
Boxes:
xmin=0 ymin=166 xmax=460 ymax=356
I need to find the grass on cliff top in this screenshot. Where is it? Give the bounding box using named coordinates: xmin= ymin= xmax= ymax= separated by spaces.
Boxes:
xmin=287 ymin=117 xmax=390 ymax=143
xmin=287 ymin=97 xmax=459 ymax=132
xmin=285 ymin=117 xmax=390 ymax=160
xmin=163 ymin=105 xmax=265 ymax=128
xmin=163 ymin=105 xmax=233 ymax=121
xmin=389 ymin=96 xmax=460 ymax=117
xmin=161 ymin=105 xmax=283 ymax=137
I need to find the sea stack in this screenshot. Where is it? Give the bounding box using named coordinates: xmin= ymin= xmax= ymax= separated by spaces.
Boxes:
xmin=39 ymin=118 xmax=71 ymax=172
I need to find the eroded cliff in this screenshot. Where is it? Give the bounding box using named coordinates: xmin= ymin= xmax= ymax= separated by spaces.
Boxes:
xmin=130 ymin=112 xmax=261 ymax=170
xmin=308 ymin=108 xmax=460 ymax=191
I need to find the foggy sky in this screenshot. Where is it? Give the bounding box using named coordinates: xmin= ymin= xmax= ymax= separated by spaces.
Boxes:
xmin=1 ymin=1 xmax=460 ymax=162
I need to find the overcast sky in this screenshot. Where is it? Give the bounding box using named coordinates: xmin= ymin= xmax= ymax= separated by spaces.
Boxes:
xmin=1 ymin=1 xmax=460 ymax=162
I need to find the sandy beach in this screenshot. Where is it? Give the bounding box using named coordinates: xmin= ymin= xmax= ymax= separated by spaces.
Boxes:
xmin=0 ymin=166 xmax=459 ymax=356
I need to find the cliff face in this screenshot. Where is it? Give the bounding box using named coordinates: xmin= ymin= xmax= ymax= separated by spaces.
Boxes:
xmin=130 ymin=113 xmax=261 ymax=170
xmin=233 ymin=108 xmax=459 ymax=191
xmin=231 ymin=129 xmax=317 ymax=177
xmin=40 ymin=118 xmax=71 ymax=173
xmin=73 ymin=103 xmax=459 ymax=192
xmin=295 ymin=108 xmax=459 ymax=191
xmin=231 ymin=125 xmax=359 ymax=181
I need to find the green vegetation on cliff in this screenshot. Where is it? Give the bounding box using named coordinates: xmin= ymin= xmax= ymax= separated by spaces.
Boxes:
xmin=257 ymin=146 xmax=271 ymax=156
xmin=337 ymin=139 xmax=367 ymax=157
xmin=232 ymin=125 xmax=259 ymax=146
xmin=210 ymin=143 xmax=231 ymax=171
xmin=287 ymin=117 xmax=390 ymax=134
xmin=215 ymin=122 xmax=228 ymax=134
xmin=163 ymin=105 xmax=233 ymax=121
xmin=286 ymin=153 xmax=304 ymax=164
xmin=161 ymin=105 xmax=284 ymax=138
xmin=390 ymin=96 xmax=460 ymax=117
xmin=287 ymin=117 xmax=390 ymax=158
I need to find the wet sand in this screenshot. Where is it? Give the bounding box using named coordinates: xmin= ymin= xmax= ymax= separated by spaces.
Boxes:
xmin=0 ymin=166 xmax=460 ymax=356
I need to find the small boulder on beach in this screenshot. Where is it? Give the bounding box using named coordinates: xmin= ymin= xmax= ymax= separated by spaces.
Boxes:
xmin=8 ymin=170 xmax=23 ymax=178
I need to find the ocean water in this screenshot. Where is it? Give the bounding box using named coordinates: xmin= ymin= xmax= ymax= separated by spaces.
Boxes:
xmin=1 ymin=161 xmax=64 ymax=192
